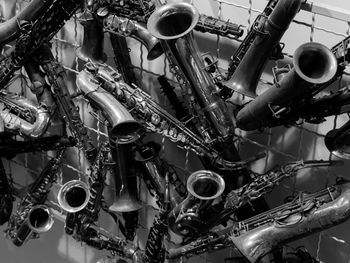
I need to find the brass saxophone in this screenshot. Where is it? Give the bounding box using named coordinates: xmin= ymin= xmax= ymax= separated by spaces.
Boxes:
xmin=63 ymin=143 xmax=109 ymax=235
xmin=76 ymin=66 xmax=142 ymax=144
xmin=167 ymin=178 xmax=350 ymax=262
xmin=76 ymin=65 xmax=143 ymax=212
xmin=147 ymin=2 xmax=235 ymax=141
xmin=143 ymin=172 xmax=171 ymax=263
xmin=35 ymin=44 xmax=97 ymax=163
xmin=102 ymin=0 xmax=244 ymax=39
xmin=236 ymin=42 xmax=338 ymax=131
xmin=0 ymin=91 xmax=50 ymax=138
xmin=224 ymin=0 xmax=302 ymax=98
xmin=81 ymin=62 xmax=251 ymax=170
xmin=0 ymin=0 xmax=54 ymax=47
xmin=168 ymin=170 xmax=225 ymax=237
xmin=6 ymin=149 xmax=64 ymax=246
xmin=134 ymin=141 xmax=186 ymax=207
xmin=0 ymin=0 xmax=80 ymax=88
xmin=103 ymin=14 xmax=164 ymax=61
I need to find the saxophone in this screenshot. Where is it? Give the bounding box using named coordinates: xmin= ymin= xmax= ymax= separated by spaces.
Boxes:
xmin=100 ymin=0 xmax=244 ymax=39
xmin=103 ymin=14 xmax=164 ymax=61
xmin=6 ymin=149 xmax=65 ymax=246
xmin=167 ymin=178 xmax=350 ymax=262
xmin=224 ymin=0 xmax=302 ymax=98
xmin=143 ymin=172 xmax=171 ymax=263
xmin=0 ymin=0 xmax=54 ymax=47
xmin=0 ymin=91 xmax=50 ymax=138
xmin=81 ymin=62 xmax=251 ymax=171
xmin=64 ymin=143 xmax=109 ymax=236
xmin=147 ymin=2 xmax=235 ymax=141
xmin=34 ymin=44 xmax=97 ymax=163
xmin=0 ymin=136 xmax=75 ymax=159
xmin=0 ymin=0 xmax=80 ymax=88
xmin=76 ymin=65 xmax=142 ymax=144
xmin=134 ymin=141 xmax=186 ymax=207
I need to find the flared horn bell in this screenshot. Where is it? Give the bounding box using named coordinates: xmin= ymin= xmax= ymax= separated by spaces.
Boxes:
xmin=27 ymin=205 xmax=54 ymax=233
xmin=187 ymin=170 xmax=225 ymax=201
xmin=325 ymin=120 xmax=350 ymax=159
xmin=76 ymin=11 xmax=107 ymax=63
xmin=109 ymin=144 xmax=143 ymax=213
xmin=168 ymin=170 xmax=225 ymax=236
xmin=57 ymin=180 xmax=90 ymax=213
xmin=147 ymin=2 xmax=200 ymax=41
xmin=293 ymin=42 xmax=337 ymax=84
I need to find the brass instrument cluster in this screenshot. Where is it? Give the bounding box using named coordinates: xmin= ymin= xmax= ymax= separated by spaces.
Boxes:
xmin=1 ymin=0 xmax=350 ymax=263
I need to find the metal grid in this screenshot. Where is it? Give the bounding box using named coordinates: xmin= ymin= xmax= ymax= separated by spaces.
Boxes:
xmin=1 ymin=0 xmax=350 ymax=262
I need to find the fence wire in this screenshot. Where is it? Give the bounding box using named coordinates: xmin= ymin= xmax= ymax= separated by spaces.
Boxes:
xmin=2 ymin=0 xmax=350 ymax=262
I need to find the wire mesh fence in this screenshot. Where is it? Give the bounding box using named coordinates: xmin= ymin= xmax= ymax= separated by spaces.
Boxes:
xmin=1 ymin=0 xmax=350 ymax=262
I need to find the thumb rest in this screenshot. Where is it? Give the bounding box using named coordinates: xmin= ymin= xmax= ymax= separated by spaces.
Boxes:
xmin=6 ymin=149 xmax=65 ymax=246
xmin=80 ymin=61 xmax=255 ymax=171
xmin=167 ymin=177 xmax=350 ymax=262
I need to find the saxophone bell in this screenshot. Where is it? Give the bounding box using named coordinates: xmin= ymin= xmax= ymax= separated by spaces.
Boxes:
xmin=12 ymin=205 xmax=54 ymax=246
xmin=57 ymin=180 xmax=91 ymax=213
xmin=168 ymin=170 xmax=225 ymax=236
xmin=325 ymin=120 xmax=350 ymax=159
xmin=109 ymin=143 xmax=143 ymax=213
xmin=236 ymin=42 xmax=338 ymax=131
xmin=27 ymin=205 xmax=54 ymax=233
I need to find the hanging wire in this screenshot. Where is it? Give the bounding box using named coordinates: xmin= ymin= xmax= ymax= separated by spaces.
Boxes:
xmin=310 ymin=13 xmax=315 ymax=42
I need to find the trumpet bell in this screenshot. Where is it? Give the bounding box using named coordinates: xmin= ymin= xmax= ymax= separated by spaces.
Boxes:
xmin=27 ymin=205 xmax=54 ymax=233
xmin=57 ymin=180 xmax=90 ymax=213
xmin=147 ymin=2 xmax=200 ymax=40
